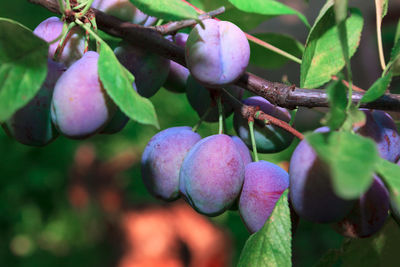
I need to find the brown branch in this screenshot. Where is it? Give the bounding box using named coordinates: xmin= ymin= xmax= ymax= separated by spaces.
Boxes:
xmin=152 ymin=6 xmax=226 ymax=35
xmin=28 ymin=0 xmax=400 ymax=111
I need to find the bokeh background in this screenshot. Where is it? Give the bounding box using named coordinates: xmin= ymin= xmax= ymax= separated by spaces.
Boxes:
xmin=0 ymin=0 xmax=399 ymax=266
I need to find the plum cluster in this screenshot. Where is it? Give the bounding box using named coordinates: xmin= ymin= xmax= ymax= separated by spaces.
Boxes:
xmin=289 ymin=110 xmax=400 ymax=238
xmin=141 ymin=127 xmax=289 ymax=233
xmin=2 ymin=2 xmax=255 ymax=146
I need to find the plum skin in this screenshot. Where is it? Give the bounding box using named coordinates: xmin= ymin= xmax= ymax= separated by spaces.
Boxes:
xmin=355 ymin=109 xmax=400 ymax=162
xmin=289 ymin=128 xmax=355 ymax=223
xmin=51 ymin=51 xmax=116 ymax=139
xmin=233 ymin=96 xmax=294 ymax=153
xmin=186 ymin=75 xmax=243 ymax=122
xmin=33 ymin=17 xmax=85 ymax=67
xmin=141 ymin=127 xmax=201 ymax=201
xmin=164 ymin=33 xmax=190 ymax=93
xmin=333 ymin=177 xmax=389 ymax=238
xmin=185 ymin=19 xmax=250 ymax=87
xmin=115 ymin=43 xmax=170 ymax=98
xmin=91 ymin=0 xmax=157 ymax=25
xmin=239 ymin=160 xmax=289 ymax=233
xmin=232 ymin=136 xmax=252 ymax=166
xmin=179 ymin=134 xmax=245 ymax=216
xmin=2 ymin=60 xmax=65 ymax=146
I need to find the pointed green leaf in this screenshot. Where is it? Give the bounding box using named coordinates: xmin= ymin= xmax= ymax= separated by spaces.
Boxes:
xmin=323 ymin=79 xmax=348 ymax=130
xmin=375 ymin=158 xmax=400 ymax=217
xmin=0 ymin=18 xmax=48 ymax=122
xmin=249 ymin=33 xmax=304 ymax=69
xmin=129 ymin=0 xmax=197 ymax=21
xmin=228 ymin=0 xmax=309 ymax=28
xmin=300 ymin=6 xmax=363 ymax=88
xmin=306 ymin=131 xmax=378 ymax=199
xmin=390 ymin=26 xmax=400 ymax=76
xmin=360 ymin=73 xmax=392 ymax=103
xmin=238 ymin=190 xmax=291 ymax=267
xmin=98 ymin=41 xmax=159 ymax=128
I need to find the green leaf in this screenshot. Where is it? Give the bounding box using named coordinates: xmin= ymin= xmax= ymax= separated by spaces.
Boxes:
xmin=249 ymin=33 xmax=304 ymax=69
xmin=306 ymin=131 xmax=378 ymax=199
xmin=360 ymin=73 xmax=392 ymax=103
xmin=390 ymin=28 xmax=400 ymax=76
xmin=300 ymin=6 xmax=363 ymax=88
xmin=322 ymin=78 xmax=348 ymax=130
xmin=228 ymin=0 xmax=310 ymax=28
xmin=237 ymin=190 xmax=291 ymax=267
xmin=341 ymin=105 xmax=366 ymax=132
xmin=0 ymin=18 xmax=48 ymax=122
xmin=129 ymin=0 xmax=197 ymax=21
xmin=98 ymin=41 xmax=159 ymax=128
xmin=375 ymin=158 xmax=400 ymax=216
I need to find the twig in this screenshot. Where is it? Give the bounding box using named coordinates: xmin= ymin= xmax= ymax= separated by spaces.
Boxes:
xmin=28 ymin=0 xmax=400 ymax=111
xmin=332 ymin=75 xmax=365 ymax=92
xmin=222 ymin=89 xmax=304 ymax=140
xmin=152 ymin=6 xmax=225 ymax=35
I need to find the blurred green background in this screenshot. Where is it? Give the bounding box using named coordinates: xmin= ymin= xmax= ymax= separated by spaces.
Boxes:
xmin=0 ymin=0 xmax=399 ymax=266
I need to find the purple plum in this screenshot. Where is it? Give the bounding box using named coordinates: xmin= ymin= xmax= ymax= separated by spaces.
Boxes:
xmin=232 ymin=136 xmax=252 ymax=166
xmin=141 ymin=127 xmax=201 ymax=201
xmin=33 ymin=17 xmax=85 ymax=66
xmin=185 ymin=19 xmax=250 ymax=87
xmin=289 ymin=128 xmax=356 ymax=223
xmin=233 ymin=96 xmax=294 ymax=153
xmin=164 ymin=33 xmax=190 ymax=93
xmin=355 ymin=109 xmax=400 ymax=162
xmin=179 ymin=134 xmax=245 ymax=216
xmin=333 ymin=177 xmax=389 ymax=238
xmin=114 ymin=43 xmax=170 ymax=98
xmin=51 ymin=51 xmax=116 ymax=139
xmin=2 ymin=59 xmax=65 ymax=146
xmin=239 ymin=160 xmax=289 ymax=233
xmin=186 ymin=75 xmax=243 ymax=122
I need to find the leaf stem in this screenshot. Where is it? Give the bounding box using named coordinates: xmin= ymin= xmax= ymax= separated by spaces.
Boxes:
xmin=248 ymin=120 xmax=259 ymax=162
xmin=65 ymin=0 xmax=71 ymax=11
xmin=77 ymin=0 xmax=94 ymax=18
xmin=75 ymin=18 xmax=102 ymax=43
xmin=375 ymin=0 xmax=386 ymax=70
xmin=57 ymin=0 xmax=64 ymax=14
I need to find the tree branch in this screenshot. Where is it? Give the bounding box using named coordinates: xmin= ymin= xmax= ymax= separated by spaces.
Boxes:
xmin=152 ymin=6 xmax=226 ymax=35
xmin=28 ymin=0 xmax=400 ymax=111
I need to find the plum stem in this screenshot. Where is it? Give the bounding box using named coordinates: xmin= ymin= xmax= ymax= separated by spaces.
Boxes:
xmin=248 ymin=120 xmax=259 ymax=162
xmin=192 ymin=107 xmax=212 ymax=132
xmin=217 ymin=95 xmax=225 ymax=134
xmin=53 ymin=21 xmax=76 ymax=61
